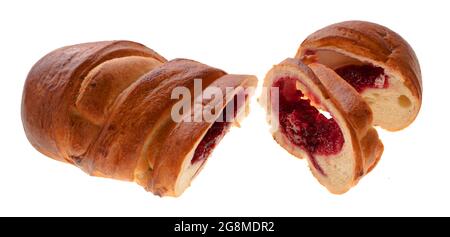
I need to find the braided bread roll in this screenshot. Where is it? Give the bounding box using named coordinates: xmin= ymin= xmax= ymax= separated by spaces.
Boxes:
xmin=22 ymin=41 xmax=257 ymax=196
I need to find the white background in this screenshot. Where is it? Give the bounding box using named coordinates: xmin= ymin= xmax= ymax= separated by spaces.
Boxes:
xmin=0 ymin=0 xmax=448 ymax=216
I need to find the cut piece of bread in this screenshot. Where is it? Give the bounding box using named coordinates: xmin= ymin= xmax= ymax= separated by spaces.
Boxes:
xmin=22 ymin=40 xmax=258 ymax=197
xmin=296 ymin=20 xmax=422 ymax=131
xmin=261 ymin=58 xmax=383 ymax=194
xmin=150 ymin=73 xmax=257 ymax=196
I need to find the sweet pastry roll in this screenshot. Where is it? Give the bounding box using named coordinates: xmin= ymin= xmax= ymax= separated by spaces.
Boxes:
xmin=22 ymin=40 xmax=257 ymax=196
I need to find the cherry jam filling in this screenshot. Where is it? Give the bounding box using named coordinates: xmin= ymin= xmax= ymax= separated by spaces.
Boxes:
xmin=191 ymin=95 xmax=244 ymax=164
xmin=334 ymin=64 xmax=388 ymax=92
xmin=274 ymin=77 xmax=344 ymax=175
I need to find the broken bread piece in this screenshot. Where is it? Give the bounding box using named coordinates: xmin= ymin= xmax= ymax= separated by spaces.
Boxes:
xmin=261 ymin=58 xmax=383 ymax=194
xmin=297 ymin=20 xmax=422 ymax=131
xmin=21 ymin=40 xmax=257 ymax=197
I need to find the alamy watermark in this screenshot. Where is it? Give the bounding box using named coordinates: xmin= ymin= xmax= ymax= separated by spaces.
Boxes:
xmin=169 ymin=79 xmax=280 ymax=128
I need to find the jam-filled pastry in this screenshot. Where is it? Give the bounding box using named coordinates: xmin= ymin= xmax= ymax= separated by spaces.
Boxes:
xmin=261 ymin=58 xmax=383 ymax=194
xmin=22 ymin=41 xmax=257 ymax=197
xmin=297 ymin=21 xmax=422 ymax=131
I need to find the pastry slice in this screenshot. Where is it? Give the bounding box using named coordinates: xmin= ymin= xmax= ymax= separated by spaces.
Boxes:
xmin=297 ymin=21 xmax=422 ymax=131
xmin=261 ymin=58 xmax=383 ymax=194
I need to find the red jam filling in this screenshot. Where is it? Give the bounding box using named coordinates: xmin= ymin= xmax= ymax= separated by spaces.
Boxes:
xmin=274 ymin=77 xmax=344 ymax=175
xmin=191 ymin=95 xmax=243 ymax=164
xmin=334 ymin=64 xmax=388 ymax=92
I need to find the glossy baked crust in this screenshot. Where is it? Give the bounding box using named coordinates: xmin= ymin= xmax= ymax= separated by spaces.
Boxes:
xmin=22 ymin=41 xmax=257 ymax=196
xmin=297 ymin=21 xmax=422 ymax=130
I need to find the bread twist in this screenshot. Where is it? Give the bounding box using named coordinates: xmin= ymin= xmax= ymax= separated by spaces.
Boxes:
xmin=22 ymin=40 xmax=257 ymax=196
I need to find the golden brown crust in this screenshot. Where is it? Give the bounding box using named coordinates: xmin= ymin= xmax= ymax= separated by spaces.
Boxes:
xmin=361 ymin=128 xmax=384 ymax=174
xmin=82 ymin=59 xmax=227 ymax=181
xmin=22 ymin=41 xmax=256 ymax=196
xmin=22 ymin=41 xmax=166 ymax=163
xmin=297 ymin=20 xmax=422 ymax=105
xmin=76 ymin=56 xmax=163 ymax=125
